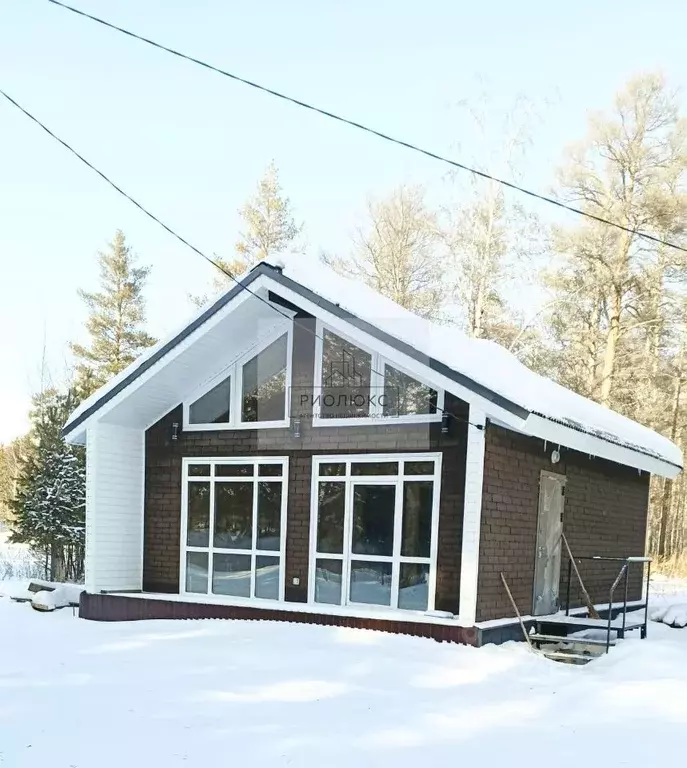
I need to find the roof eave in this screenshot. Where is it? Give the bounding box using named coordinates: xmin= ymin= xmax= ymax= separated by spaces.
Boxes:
xmin=61 ymin=265 xmax=274 ymax=441
xmin=521 ymin=413 xmax=681 ymax=479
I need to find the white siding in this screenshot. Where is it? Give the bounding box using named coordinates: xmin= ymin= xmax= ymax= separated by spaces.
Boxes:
xmin=85 ymin=424 xmax=144 ymax=592
xmin=458 ymin=407 xmax=487 ymax=626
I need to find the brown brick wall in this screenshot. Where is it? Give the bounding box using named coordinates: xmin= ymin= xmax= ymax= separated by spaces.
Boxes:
xmin=475 ymin=425 xmax=650 ymax=622
xmin=143 ymin=314 xmax=469 ymax=613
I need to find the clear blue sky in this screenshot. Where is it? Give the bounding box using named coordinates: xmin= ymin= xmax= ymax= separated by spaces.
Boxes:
xmin=1 ymin=0 xmax=686 ymax=443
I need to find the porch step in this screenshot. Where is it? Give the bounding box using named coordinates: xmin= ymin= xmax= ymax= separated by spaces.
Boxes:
xmin=536 ymin=614 xmax=644 ymax=633
xmin=529 ymin=633 xmax=616 ymax=647
xmin=539 ymin=649 xmax=595 ymax=665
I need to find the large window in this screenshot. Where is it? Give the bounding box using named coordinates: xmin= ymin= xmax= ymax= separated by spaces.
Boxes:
xmin=309 ymin=454 xmax=441 ymax=612
xmin=184 ymin=326 xmax=291 ymax=430
xmin=314 ymin=324 xmax=443 ymax=424
xmin=319 ymin=329 xmax=373 ymax=419
xmin=181 ymin=457 xmax=288 ymax=601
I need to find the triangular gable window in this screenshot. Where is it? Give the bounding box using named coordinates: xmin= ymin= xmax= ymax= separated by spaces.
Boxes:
xmin=383 ymin=364 xmax=438 ymax=417
xmin=189 ymin=376 xmax=231 ymax=424
xmin=314 ymin=324 xmax=443 ymax=424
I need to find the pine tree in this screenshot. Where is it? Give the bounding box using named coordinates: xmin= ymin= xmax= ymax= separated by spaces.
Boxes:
xmin=71 ymin=230 xmax=156 ymax=395
xmin=235 ymin=161 xmax=302 ymax=266
xmin=10 ymin=388 xmax=85 ymax=582
xmin=191 ymin=162 xmax=303 ymax=306
xmin=0 ymin=436 xmax=31 ymax=523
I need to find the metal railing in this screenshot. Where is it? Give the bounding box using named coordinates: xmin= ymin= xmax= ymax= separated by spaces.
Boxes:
xmin=564 ymin=555 xmax=652 ymax=653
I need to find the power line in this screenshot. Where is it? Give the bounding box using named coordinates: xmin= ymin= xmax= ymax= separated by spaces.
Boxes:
xmin=45 ymin=0 xmax=687 ymax=255
xmin=0 ymin=86 xmax=482 ymax=431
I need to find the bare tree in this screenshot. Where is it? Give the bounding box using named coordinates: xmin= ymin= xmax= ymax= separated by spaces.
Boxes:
xmin=551 ymin=73 xmax=687 ymax=407
xmin=441 ymin=90 xmax=546 ymax=347
xmin=546 ymin=74 xmax=687 ymax=566
xmin=327 ymin=185 xmax=445 ymax=320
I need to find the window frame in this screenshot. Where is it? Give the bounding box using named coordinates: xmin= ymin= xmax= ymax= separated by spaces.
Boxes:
xmin=182 ymin=323 xmax=293 ymax=431
xmin=312 ymin=320 xmax=444 ymax=427
xmin=179 ymin=456 xmax=289 ymax=602
xmin=307 ymin=453 xmax=442 ymax=613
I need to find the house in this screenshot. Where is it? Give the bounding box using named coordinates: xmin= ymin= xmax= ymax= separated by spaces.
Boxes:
xmin=63 ymin=255 xmax=683 ymax=645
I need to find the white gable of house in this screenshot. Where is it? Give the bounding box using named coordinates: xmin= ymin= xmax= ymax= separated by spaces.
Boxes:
xmin=63 ymin=254 xmax=683 ymax=479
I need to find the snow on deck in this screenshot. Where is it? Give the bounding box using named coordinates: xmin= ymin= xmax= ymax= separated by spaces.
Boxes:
xmin=1 ymin=588 xmax=686 ymax=767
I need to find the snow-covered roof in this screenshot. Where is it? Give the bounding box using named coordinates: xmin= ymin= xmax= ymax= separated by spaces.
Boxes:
xmin=274 ymin=255 xmax=681 ymax=470
xmin=64 ymin=254 xmax=683 ymax=477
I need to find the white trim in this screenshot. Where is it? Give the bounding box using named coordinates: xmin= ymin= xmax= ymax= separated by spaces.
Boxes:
xmin=138 ymin=428 xmax=146 ymax=591
xmin=182 ymin=322 xmax=292 ymax=432
xmin=307 ymin=452 xmax=442 ymax=614
xmin=311 ymin=319 xmax=444 ymax=428
xmin=179 ymin=456 xmax=289 ymax=603
xmin=458 ymin=407 xmax=487 ymax=626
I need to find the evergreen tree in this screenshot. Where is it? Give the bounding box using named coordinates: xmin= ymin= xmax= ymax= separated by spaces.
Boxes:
xmin=71 ymin=230 xmax=156 ymax=395
xmin=0 ymin=436 xmax=31 ymax=523
xmin=191 ymin=162 xmax=303 ymax=306
xmin=10 ymin=388 xmax=85 ymax=582
xmin=235 ymin=161 xmax=302 ymax=266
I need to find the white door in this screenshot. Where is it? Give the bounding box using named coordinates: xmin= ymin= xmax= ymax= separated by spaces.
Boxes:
xmin=532 ymin=471 xmax=566 ymax=616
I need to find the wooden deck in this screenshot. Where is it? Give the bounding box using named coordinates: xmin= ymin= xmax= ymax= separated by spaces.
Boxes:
xmin=79 ymin=592 xmax=480 ymax=646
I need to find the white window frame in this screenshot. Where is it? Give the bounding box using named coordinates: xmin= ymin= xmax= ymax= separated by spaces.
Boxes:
xmin=307 ymin=452 xmax=442 ymax=613
xmin=180 ymin=456 xmax=289 ymax=602
xmin=312 ymin=320 xmax=444 ymax=427
xmin=182 ymin=323 xmax=293 ymax=431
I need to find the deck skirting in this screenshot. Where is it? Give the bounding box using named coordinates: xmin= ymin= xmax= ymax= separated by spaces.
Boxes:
xmin=79 ymin=592 xmax=480 ymax=645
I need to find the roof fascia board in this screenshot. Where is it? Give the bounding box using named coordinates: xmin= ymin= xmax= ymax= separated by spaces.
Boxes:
xmin=518 ymin=414 xmax=680 ymax=479
xmin=63 ymin=270 xmax=272 ymax=441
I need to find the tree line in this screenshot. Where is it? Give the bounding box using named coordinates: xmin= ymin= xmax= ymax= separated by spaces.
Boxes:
xmin=1 ymin=71 xmax=685 ymax=580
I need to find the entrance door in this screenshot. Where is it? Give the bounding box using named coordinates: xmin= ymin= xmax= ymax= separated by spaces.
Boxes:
xmin=532 ymin=471 xmax=566 ymax=616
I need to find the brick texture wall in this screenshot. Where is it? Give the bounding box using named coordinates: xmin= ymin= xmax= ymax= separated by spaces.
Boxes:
xmin=475 ymin=425 xmax=650 ymax=622
xmin=143 ymin=314 xmax=469 ymax=613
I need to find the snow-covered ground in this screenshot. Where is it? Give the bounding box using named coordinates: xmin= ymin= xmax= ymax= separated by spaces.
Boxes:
xmin=0 ymin=587 xmax=686 ymax=767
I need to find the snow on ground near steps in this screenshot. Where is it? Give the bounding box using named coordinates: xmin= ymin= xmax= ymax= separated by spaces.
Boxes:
xmin=650 ymin=576 xmax=687 ymax=627
xmin=1 ymin=600 xmax=686 ymax=768
xmin=652 ymin=602 xmax=687 ymax=627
